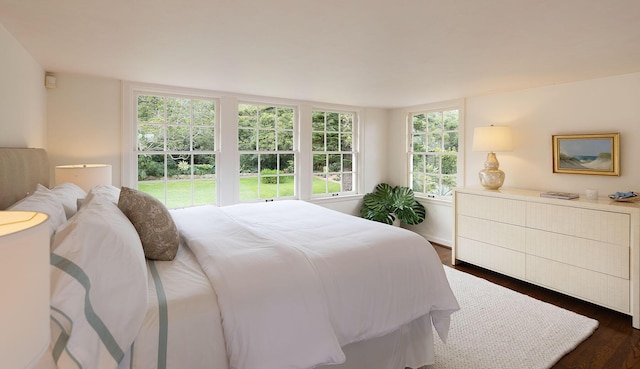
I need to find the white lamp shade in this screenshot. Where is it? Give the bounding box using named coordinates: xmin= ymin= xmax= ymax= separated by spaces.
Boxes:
xmin=0 ymin=211 xmax=50 ymax=369
xmin=472 ymin=126 xmax=514 ymax=152
xmin=55 ymin=164 xmax=112 ymax=192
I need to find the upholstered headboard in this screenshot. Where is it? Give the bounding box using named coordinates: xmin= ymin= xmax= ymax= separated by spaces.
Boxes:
xmin=0 ymin=148 xmax=50 ymax=209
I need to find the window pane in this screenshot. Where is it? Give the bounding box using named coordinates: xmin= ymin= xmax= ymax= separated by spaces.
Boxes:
xmin=240 ymin=154 xmax=258 ymax=174
xmin=279 ymin=176 xmax=295 ymax=196
xmin=425 ymin=175 xmax=439 ymax=193
xmin=442 ymin=154 xmax=457 ymax=175
xmin=313 ymin=154 xmax=327 ymax=173
xmin=193 ymin=180 xmax=216 ymax=206
xmin=138 ymin=124 xmax=165 ymax=151
xmin=138 ymin=95 xmax=164 ymax=123
xmin=326 ymin=112 xmax=339 ymax=131
xmin=167 ymin=98 xmax=190 ymax=124
xmin=412 ymin=134 xmax=427 ymax=153
xmin=193 ymin=127 xmax=215 ymax=151
xmin=412 ymin=114 xmax=426 ymax=132
xmin=427 ymin=132 xmax=442 ymax=152
xmin=167 ymin=126 xmax=190 ymax=151
xmin=312 ymin=111 xmax=325 ymax=131
xmin=238 ymin=104 xmax=258 ymax=128
xmin=168 ymin=154 xmax=190 ymax=179
xmin=278 ymin=130 xmax=294 ymax=151
xmin=441 ymin=176 xmax=456 ymax=195
xmin=312 ymin=132 xmax=325 ymax=151
xmin=412 ymin=173 xmax=425 ymax=193
xmin=312 ymin=174 xmax=328 ymax=194
xmin=342 ymin=154 xmax=352 ymax=172
xmin=425 ymin=155 xmax=439 ymax=175
xmin=444 ymin=132 xmax=458 ymax=152
xmin=443 ymin=110 xmax=459 ymax=130
xmin=328 ymin=154 xmax=341 ymax=172
xmin=259 ymin=106 xmax=276 ymax=129
xmin=166 ymin=181 xmax=192 ymax=208
xmin=412 ymin=154 xmax=425 ymax=173
xmin=138 ymin=154 xmax=165 ymax=181
xmin=239 ymin=128 xmax=257 ymax=151
xmin=239 ymin=177 xmax=258 ymax=200
xmin=342 ymin=172 xmax=353 ymax=192
xmin=326 ymin=133 xmax=339 ymax=151
xmin=340 ymin=114 xmax=353 ymax=132
xmin=278 ymin=108 xmax=294 ymax=129
xmin=260 ymin=154 xmax=277 ymax=171
xmin=259 ymin=130 xmax=276 ymax=151
xmin=279 ymin=154 xmax=295 ymax=174
xmin=427 ymin=112 xmax=443 ymax=131
xmin=194 ymin=154 xmax=216 ymax=177
xmin=341 ymin=133 xmax=352 ymax=151
xmin=193 ymin=100 xmax=215 ymax=126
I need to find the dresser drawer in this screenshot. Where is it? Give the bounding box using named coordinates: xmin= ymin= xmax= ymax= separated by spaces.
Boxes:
xmin=456 ymin=193 xmax=526 ymax=226
xmin=526 ymin=202 xmax=630 ymax=246
xmin=456 ymin=237 xmax=525 ymax=279
xmin=526 ymin=255 xmax=629 ymax=313
xmin=458 ymin=215 xmax=526 ymax=253
xmin=526 ymin=228 xmax=629 ymax=279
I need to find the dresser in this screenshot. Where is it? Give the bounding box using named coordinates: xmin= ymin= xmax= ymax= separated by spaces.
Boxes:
xmin=453 ymin=187 xmax=640 ymax=328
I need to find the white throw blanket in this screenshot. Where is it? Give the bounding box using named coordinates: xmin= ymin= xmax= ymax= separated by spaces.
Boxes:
xmin=171 ymin=201 xmax=459 ymax=369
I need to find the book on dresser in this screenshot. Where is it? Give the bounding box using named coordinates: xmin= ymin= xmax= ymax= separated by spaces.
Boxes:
xmin=539 ymin=191 xmax=579 ymax=200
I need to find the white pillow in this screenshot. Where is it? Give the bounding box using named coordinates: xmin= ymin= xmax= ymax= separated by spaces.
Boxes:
xmin=79 ymin=184 xmax=121 ymax=208
xmin=51 ymin=182 xmax=87 ymax=219
xmin=9 ymin=184 xmax=67 ymax=237
xmin=49 ymin=194 xmax=148 ymax=369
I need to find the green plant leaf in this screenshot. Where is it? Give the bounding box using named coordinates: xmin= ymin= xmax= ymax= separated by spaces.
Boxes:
xmin=359 ymin=183 xmax=425 ymax=225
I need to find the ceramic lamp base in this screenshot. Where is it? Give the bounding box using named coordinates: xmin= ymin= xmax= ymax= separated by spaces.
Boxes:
xmin=479 ymin=152 xmax=505 ymax=190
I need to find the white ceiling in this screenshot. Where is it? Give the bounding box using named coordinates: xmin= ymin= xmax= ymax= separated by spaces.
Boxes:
xmin=1 ymin=0 xmax=639 ymax=108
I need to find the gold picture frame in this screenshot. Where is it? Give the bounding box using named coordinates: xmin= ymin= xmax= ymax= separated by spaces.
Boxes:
xmin=552 ymin=133 xmax=620 ymax=176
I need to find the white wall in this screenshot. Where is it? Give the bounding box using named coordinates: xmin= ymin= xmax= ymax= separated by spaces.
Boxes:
xmin=389 ymin=73 xmax=640 ymax=246
xmin=465 ymin=72 xmax=640 ymax=196
xmin=46 ymin=74 xmax=122 ymax=186
xmin=0 ymin=23 xmax=47 ymax=148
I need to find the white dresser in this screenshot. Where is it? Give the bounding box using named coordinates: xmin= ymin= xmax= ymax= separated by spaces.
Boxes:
xmin=453 ymin=187 xmax=640 ymax=328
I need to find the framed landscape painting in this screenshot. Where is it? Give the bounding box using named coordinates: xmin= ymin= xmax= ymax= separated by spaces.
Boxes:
xmin=552 ymin=133 xmax=620 ymax=176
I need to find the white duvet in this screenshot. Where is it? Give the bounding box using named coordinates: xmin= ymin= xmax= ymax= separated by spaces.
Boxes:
xmin=171 ymin=200 xmax=459 ymax=369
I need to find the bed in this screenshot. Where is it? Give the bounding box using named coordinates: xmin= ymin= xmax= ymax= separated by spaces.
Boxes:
xmin=1 ymin=148 xmax=459 ymax=369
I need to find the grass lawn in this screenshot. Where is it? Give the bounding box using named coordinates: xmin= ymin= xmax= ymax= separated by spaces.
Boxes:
xmin=139 ymin=177 xmax=340 ymax=208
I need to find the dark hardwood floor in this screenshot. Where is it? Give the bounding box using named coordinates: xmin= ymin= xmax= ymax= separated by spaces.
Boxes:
xmin=431 ymin=243 xmax=640 ymax=369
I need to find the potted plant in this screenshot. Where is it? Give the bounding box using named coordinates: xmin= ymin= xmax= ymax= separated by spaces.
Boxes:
xmin=360 ymin=183 xmax=426 ymax=225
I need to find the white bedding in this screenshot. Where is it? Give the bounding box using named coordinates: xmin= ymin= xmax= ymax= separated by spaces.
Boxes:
xmin=170 ymin=200 xmax=460 ymax=369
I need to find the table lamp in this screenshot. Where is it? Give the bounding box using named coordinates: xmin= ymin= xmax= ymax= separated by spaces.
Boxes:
xmin=55 ymin=164 xmax=112 ymax=192
xmin=472 ymin=125 xmax=513 ymax=190
xmin=0 ymin=211 xmax=50 ymax=369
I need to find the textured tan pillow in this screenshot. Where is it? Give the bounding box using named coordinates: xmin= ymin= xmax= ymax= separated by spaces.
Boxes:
xmin=118 ymin=186 xmax=179 ymax=260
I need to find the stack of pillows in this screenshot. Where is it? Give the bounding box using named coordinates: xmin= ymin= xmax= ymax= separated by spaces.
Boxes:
xmin=9 ymin=182 xmax=179 ymax=369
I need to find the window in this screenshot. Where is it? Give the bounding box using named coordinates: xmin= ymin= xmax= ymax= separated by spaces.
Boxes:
xmin=238 ymin=104 xmax=296 ymax=201
xmin=409 ymin=109 xmax=459 ymax=199
xmin=311 ymin=110 xmax=356 ymax=195
xmin=136 ymin=94 xmax=217 ymax=208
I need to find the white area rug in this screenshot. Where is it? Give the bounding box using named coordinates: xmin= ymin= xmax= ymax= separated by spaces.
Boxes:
xmin=428 ymin=267 xmax=599 ymax=369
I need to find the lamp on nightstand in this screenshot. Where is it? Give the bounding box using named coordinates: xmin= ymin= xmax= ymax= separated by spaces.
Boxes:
xmin=0 ymin=211 xmax=50 ymax=369
xmin=55 ymin=164 xmax=112 ymax=192
xmin=472 ymin=125 xmax=513 ymax=190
